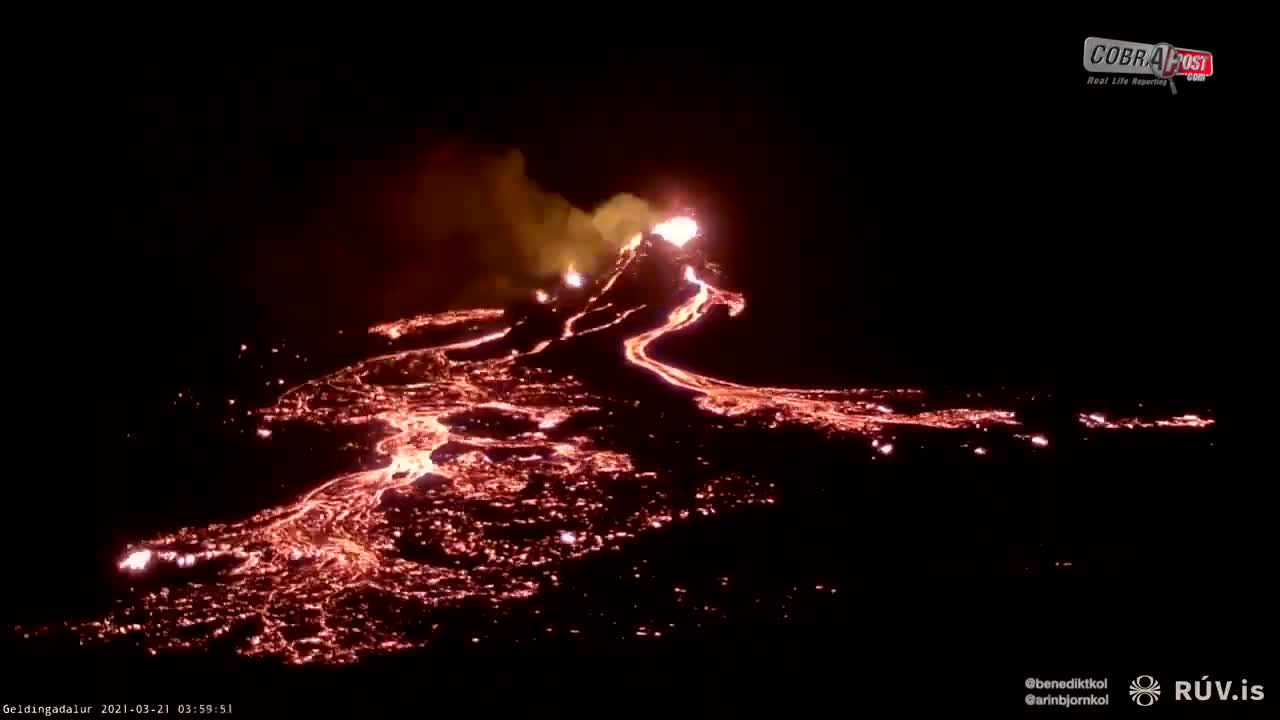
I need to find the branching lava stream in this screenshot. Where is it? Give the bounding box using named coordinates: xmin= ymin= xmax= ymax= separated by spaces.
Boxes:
xmin=25 ymin=218 xmax=1214 ymax=663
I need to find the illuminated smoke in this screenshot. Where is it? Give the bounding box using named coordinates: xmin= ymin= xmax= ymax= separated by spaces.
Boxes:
xmin=402 ymin=146 xmax=658 ymax=307
xmin=591 ymin=194 xmax=660 ymax=250
xmin=255 ymin=144 xmax=662 ymax=319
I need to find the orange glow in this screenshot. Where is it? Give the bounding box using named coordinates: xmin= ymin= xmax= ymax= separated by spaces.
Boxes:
xmin=1078 ymin=412 xmax=1214 ymax=430
xmin=563 ymin=265 xmax=584 ymax=288
xmin=28 ymin=208 xmax=1215 ymax=665
xmin=653 ymin=217 xmax=699 ymax=247
xmin=620 ymin=265 xmax=999 ymax=434
xmin=369 ymin=309 xmax=505 ymax=341
xmin=119 ymin=549 xmax=151 ymax=572
xmin=559 ymin=237 xmax=645 ymax=340
xmin=534 ymin=290 xmax=550 ymax=304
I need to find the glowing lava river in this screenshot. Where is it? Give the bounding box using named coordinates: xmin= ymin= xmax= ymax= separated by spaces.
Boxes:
xmin=23 ymin=218 xmax=1215 ymax=664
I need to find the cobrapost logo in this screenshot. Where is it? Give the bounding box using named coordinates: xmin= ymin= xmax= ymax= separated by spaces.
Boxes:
xmin=1129 ymin=675 xmax=1162 ymax=706
xmin=1083 ymin=37 xmax=1214 ymax=95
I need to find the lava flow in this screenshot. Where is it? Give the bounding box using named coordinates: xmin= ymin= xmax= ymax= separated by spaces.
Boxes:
xmin=25 ymin=217 xmax=1215 ymax=663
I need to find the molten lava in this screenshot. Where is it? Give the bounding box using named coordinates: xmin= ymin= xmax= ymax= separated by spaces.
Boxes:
xmin=653 ymin=217 xmax=699 ymax=247
xmin=26 ymin=214 xmax=1215 ymax=664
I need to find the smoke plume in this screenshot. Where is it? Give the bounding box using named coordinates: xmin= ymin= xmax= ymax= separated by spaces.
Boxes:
xmin=405 ymin=144 xmax=657 ymax=307
xmin=249 ymin=141 xmax=660 ymax=327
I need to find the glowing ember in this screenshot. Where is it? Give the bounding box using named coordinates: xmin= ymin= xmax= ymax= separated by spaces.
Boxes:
xmin=1078 ymin=412 xmax=1214 ymax=430
xmin=534 ymin=290 xmax=550 ymax=304
xmin=973 ymin=446 xmax=988 ymax=456
xmin=369 ymin=309 xmax=505 ymax=341
xmin=653 ymin=216 xmax=699 ymax=247
xmin=563 ymin=265 xmax=584 ymax=288
xmin=877 ymin=443 xmax=894 ymax=455
xmin=1030 ymin=435 xmax=1049 ymax=447
xmin=119 ymin=549 xmax=152 ymax=572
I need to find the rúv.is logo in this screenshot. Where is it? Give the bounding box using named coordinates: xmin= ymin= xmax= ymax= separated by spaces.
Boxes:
xmin=1176 ymin=676 xmax=1265 ymax=703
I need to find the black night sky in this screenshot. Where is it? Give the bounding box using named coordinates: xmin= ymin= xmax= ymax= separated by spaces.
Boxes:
xmin=43 ymin=26 xmax=1233 ymax=403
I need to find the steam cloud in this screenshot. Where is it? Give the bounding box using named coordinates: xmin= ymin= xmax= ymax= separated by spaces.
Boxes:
xmin=252 ymin=142 xmax=659 ymax=327
xmin=405 ymin=144 xmax=656 ymax=307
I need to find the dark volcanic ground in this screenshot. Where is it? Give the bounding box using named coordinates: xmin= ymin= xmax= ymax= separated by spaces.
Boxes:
xmin=7 ymin=233 xmax=1247 ymax=714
